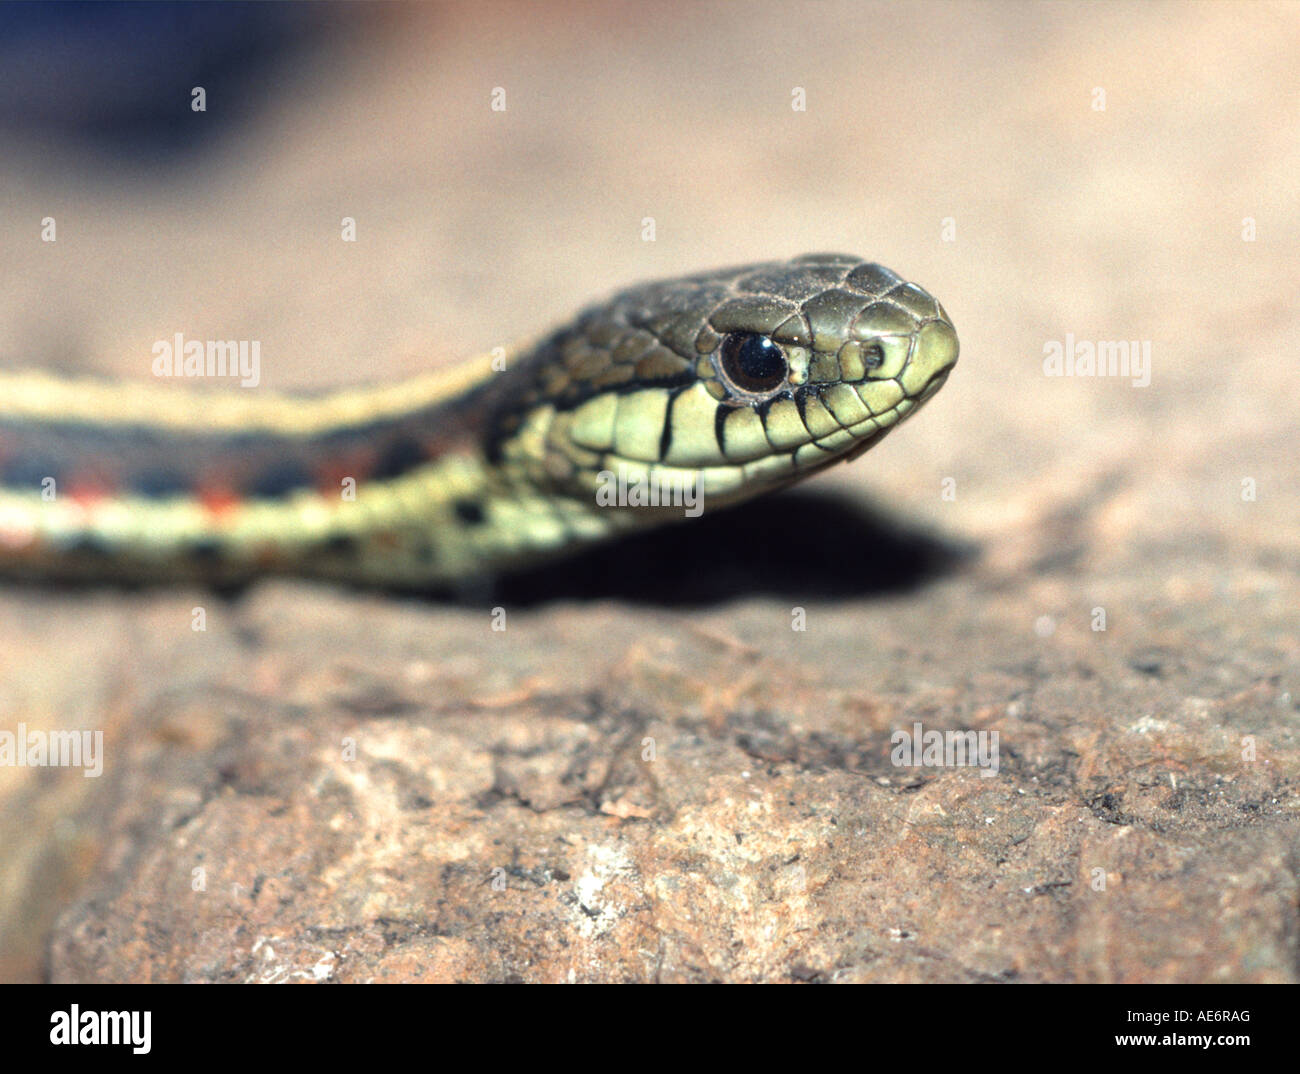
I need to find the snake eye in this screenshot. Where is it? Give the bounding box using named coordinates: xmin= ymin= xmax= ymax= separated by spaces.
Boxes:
xmin=718 ymin=333 xmax=788 ymax=395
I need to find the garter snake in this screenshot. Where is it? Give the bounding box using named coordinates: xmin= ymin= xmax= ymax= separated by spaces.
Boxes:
xmin=0 ymin=254 xmax=958 ymax=587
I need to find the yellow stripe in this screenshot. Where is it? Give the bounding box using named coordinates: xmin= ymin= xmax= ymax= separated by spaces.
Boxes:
xmin=0 ymin=350 xmax=505 ymax=437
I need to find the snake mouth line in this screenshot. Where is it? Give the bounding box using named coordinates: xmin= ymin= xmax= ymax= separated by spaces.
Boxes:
xmin=808 ymin=366 xmax=951 ymax=466
xmin=839 ymin=424 xmax=892 ymax=463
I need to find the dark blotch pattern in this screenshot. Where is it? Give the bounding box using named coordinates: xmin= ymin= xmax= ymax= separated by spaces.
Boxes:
xmin=248 ymin=458 xmax=315 ymax=499
xmin=188 ymin=539 xmax=224 ymax=563
xmin=373 ymin=436 xmax=427 ymax=480
xmin=454 ymin=498 xmax=486 ymax=525
xmin=65 ymin=535 xmax=113 ymax=558
xmin=131 ymin=468 xmax=190 ymax=499
xmin=324 ymin=534 xmax=359 ymax=557
xmin=1 ymin=454 xmax=61 ymax=489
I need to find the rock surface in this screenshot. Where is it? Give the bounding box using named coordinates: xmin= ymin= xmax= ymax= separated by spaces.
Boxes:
xmin=0 ymin=3 xmax=1296 ymax=982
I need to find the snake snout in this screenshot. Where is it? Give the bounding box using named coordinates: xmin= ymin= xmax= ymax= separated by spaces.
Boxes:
xmin=900 ymin=318 xmax=959 ymax=397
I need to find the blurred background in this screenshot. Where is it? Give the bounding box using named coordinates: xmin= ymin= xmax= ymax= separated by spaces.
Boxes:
xmin=0 ymin=1 xmax=1296 ymax=982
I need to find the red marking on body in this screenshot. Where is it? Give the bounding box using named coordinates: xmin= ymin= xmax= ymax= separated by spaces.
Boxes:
xmin=314 ymin=449 xmax=377 ymax=494
xmin=197 ymin=486 xmax=242 ymax=516
xmin=65 ymin=476 xmax=115 ymax=507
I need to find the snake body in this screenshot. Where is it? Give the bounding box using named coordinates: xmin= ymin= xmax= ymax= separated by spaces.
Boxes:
xmin=0 ymin=254 xmax=957 ymax=587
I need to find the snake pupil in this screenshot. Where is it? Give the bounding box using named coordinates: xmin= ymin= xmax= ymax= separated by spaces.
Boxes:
xmin=720 ymin=333 xmax=787 ymax=394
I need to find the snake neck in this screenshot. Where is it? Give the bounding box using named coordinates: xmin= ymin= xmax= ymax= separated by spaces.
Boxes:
xmin=0 ymin=356 xmax=623 ymax=587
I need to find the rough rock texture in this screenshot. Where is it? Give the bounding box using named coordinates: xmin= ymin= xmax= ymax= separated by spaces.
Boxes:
xmin=38 ymin=546 xmax=1300 ymax=983
xmin=1 ymin=3 xmax=1297 ymax=981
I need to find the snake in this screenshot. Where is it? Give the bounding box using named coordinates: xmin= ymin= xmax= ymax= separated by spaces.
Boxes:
xmin=0 ymin=254 xmax=958 ymax=588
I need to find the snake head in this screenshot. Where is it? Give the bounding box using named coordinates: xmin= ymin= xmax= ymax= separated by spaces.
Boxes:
xmin=491 ymin=253 xmax=958 ymax=518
